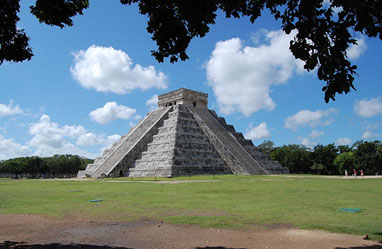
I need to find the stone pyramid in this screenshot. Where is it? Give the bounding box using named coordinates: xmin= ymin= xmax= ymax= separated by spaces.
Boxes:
xmin=77 ymin=88 xmax=289 ymax=178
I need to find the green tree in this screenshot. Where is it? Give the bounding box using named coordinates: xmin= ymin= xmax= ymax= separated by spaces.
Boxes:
xmin=0 ymin=155 xmax=92 ymax=178
xmin=1 ymin=0 xmax=89 ymax=64
xmin=2 ymin=0 xmax=382 ymax=102
xmin=5 ymin=159 xmax=24 ymax=178
xmin=270 ymin=144 xmax=312 ymax=173
xmin=353 ymin=140 xmax=382 ymax=174
xmin=338 ymin=145 xmax=352 ymax=154
xmin=310 ymin=162 xmax=327 ymax=175
xmin=311 ymin=144 xmax=338 ymax=175
xmin=257 ymin=140 xmax=275 ymax=158
xmin=333 ymin=151 xmax=355 ymax=175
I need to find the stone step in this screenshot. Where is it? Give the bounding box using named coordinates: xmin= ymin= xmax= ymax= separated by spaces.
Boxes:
xmin=188 ymin=106 xmax=268 ymax=175
xmin=88 ymin=107 xmax=172 ymax=178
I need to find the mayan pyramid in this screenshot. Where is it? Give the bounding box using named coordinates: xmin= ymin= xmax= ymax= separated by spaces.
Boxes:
xmin=77 ymin=88 xmax=289 ymax=178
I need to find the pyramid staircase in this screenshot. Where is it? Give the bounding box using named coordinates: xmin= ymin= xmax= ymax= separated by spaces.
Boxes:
xmin=210 ymin=112 xmax=289 ymax=174
xmin=77 ymin=106 xmax=172 ymax=178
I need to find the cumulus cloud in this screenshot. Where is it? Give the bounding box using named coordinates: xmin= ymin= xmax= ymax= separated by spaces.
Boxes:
xmin=0 ymin=135 xmax=31 ymax=160
xmin=0 ymin=100 xmax=23 ymax=116
xmin=362 ymin=124 xmax=380 ymax=139
xmin=76 ymin=132 xmax=121 ymax=151
xmin=28 ymin=115 xmax=120 ymax=158
xmin=206 ymin=30 xmax=303 ymax=116
xmin=245 ymin=122 xmax=270 ymax=140
xmin=28 ymin=115 xmax=90 ymax=157
xmin=90 ymin=102 xmax=137 ymax=124
xmin=310 ymin=130 xmax=324 ymax=138
xmin=0 ymin=115 xmax=123 ymax=159
xmin=146 ymin=95 xmax=158 ymax=111
xmin=336 ymin=137 xmax=352 ymax=146
xmin=297 ymin=137 xmax=317 ymax=148
xmin=354 ymin=97 xmax=382 ymax=118
xmin=100 ymin=134 xmax=122 ymax=151
xmin=71 ymin=45 xmax=168 ymax=94
xmin=78 ymin=132 xmax=121 ymax=151
xmin=285 ymin=108 xmax=337 ymax=131
xmin=76 ymin=132 xmax=98 ymax=146
xmin=347 ymin=37 xmax=367 ymax=60
xmin=362 ymin=131 xmax=379 ymax=139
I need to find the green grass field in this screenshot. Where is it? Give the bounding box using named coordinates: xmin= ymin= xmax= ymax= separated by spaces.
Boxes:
xmin=0 ymin=175 xmax=381 ymax=240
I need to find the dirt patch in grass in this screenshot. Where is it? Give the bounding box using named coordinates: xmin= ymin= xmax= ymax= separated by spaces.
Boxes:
xmin=1 ymin=214 xmax=381 ymax=249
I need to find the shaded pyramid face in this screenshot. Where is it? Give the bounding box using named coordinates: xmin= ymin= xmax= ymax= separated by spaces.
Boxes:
xmin=78 ymin=89 xmax=289 ymax=178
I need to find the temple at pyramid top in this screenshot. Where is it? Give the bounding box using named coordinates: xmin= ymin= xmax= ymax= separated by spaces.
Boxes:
xmin=158 ymin=88 xmax=208 ymax=108
xmin=78 ymin=88 xmax=289 ymax=178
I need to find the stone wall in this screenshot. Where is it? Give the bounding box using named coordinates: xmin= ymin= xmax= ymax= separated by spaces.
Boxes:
xmin=158 ymin=88 xmax=208 ymax=108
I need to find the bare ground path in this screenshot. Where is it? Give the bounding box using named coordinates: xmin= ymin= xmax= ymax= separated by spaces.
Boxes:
xmin=1 ymin=214 xmax=381 ymax=249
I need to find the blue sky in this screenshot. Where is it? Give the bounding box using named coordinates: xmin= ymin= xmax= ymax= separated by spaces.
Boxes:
xmin=1 ymin=1 xmax=381 ymax=160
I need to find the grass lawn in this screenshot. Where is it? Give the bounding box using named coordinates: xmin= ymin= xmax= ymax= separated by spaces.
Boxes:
xmin=0 ymin=175 xmax=381 ymax=240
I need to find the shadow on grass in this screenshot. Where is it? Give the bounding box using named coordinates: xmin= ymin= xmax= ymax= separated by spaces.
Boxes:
xmin=0 ymin=241 xmax=134 ymax=249
xmin=0 ymin=242 xmax=250 ymax=249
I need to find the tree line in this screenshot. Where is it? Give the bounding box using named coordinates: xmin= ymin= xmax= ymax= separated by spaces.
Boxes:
xmin=259 ymin=140 xmax=382 ymax=175
xmin=0 ymin=140 xmax=381 ymax=178
xmin=0 ymin=155 xmax=93 ymax=178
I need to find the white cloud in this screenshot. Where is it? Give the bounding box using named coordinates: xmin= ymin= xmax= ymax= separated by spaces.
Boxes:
xmin=28 ymin=115 xmax=92 ymax=157
xmin=362 ymin=131 xmax=379 ymax=139
xmin=347 ymin=37 xmax=367 ymax=60
xmin=28 ymin=114 xmax=121 ymax=158
xmin=297 ymin=137 xmax=317 ymax=148
xmin=285 ymin=108 xmax=337 ymax=131
xmin=245 ymin=122 xmax=270 ymax=140
xmin=206 ymin=30 xmax=303 ymax=116
xmin=361 ymin=124 xmax=380 ymax=139
xmin=336 ymin=137 xmax=352 ymax=146
xmin=71 ymin=45 xmax=168 ymax=94
xmin=76 ymin=132 xmax=98 ymax=146
xmin=310 ymin=130 xmax=324 ymax=138
xmin=100 ymin=134 xmax=122 ymax=151
xmin=354 ymin=97 xmax=382 ymax=118
xmin=0 ymin=115 xmax=123 ymax=160
xmin=90 ymin=102 xmax=137 ymax=124
xmin=0 ymin=135 xmax=31 ymax=160
xmin=146 ymin=95 xmax=158 ymax=111
xmin=0 ymin=100 xmax=23 ymax=116
xmin=80 ymin=133 xmax=122 ymax=152
xmin=250 ymin=28 xmax=269 ymax=45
